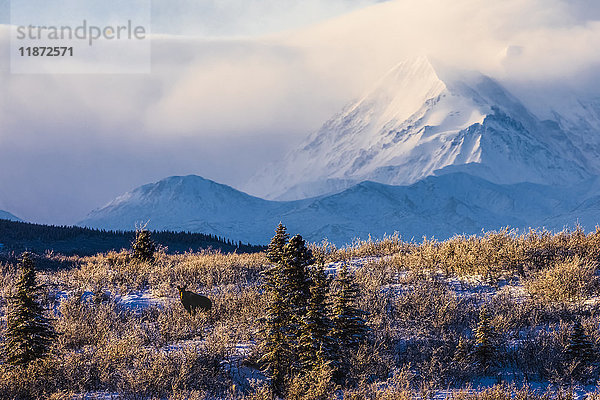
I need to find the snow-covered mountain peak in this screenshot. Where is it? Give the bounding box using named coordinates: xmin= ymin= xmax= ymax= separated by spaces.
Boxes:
xmin=81 ymin=175 xmax=274 ymax=235
xmin=340 ymin=56 xmax=498 ymax=132
xmin=353 ymin=56 xmax=448 ymax=125
xmin=244 ymin=54 xmax=593 ymax=201
xmin=96 ymin=175 xmax=266 ymax=214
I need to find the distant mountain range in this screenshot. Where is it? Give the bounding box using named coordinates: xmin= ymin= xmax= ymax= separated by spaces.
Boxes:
xmin=78 ymin=173 xmax=600 ymax=245
xmin=79 ymin=56 xmax=600 ymax=245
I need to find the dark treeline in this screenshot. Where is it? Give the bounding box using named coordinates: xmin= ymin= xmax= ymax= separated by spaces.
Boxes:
xmin=0 ymin=219 xmax=264 ymax=257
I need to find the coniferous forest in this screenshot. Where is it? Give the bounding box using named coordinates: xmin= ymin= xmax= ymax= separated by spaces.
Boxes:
xmin=0 ymin=219 xmax=262 ymax=259
xmin=1 ymin=224 xmax=600 ymax=399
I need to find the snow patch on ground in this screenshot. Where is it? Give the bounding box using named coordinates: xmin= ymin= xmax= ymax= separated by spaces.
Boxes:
xmin=324 ymin=256 xmax=383 ymax=274
xmin=115 ymin=291 xmax=169 ymax=312
xmin=223 ymin=342 xmax=267 ymax=391
xmin=160 ymin=338 xmax=205 ymax=353
xmin=71 ymin=392 xmax=120 ymax=400
xmin=160 ymin=338 xmax=266 ymax=391
xmin=51 ymin=289 xmax=173 ymax=315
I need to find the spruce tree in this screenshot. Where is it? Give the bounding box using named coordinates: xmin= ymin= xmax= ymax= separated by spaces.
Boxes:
xmin=281 ymin=235 xmax=312 ymax=315
xmin=131 ymin=228 xmax=156 ymax=262
xmin=4 ymin=252 xmax=56 ymax=366
xmin=474 ymin=305 xmax=496 ymax=374
xmin=330 ymin=263 xmax=368 ymax=383
xmin=565 ymin=320 xmax=595 ymax=379
xmin=331 ymin=263 xmax=368 ymax=349
xmin=261 ymin=284 xmax=289 ymax=396
xmin=261 ymin=227 xmax=319 ymax=394
xmin=266 ymin=222 xmax=289 ymax=265
xmin=264 ymin=223 xmax=289 ymax=292
xmin=260 ymin=224 xmax=292 ymax=395
xmin=280 ymin=234 xmax=313 ymax=375
xmin=298 ymin=258 xmax=334 ymax=372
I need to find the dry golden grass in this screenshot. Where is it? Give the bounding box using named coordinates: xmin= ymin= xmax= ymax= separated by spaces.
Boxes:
xmin=1 ymin=227 xmax=600 ymax=398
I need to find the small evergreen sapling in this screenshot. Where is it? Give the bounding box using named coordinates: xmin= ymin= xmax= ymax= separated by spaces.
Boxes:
xmin=453 ymin=338 xmax=471 ymax=365
xmin=131 ymin=228 xmax=156 ymax=262
xmin=452 ymin=337 xmax=474 ymax=380
xmin=474 ymin=305 xmax=497 ymax=374
xmin=565 ymin=321 xmax=595 ymax=363
xmin=4 ymin=252 xmax=56 ymax=366
xmin=564 ymin=320 xmax=596 ymax=380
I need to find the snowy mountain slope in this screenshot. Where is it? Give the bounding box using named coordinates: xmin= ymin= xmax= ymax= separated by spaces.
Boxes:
xmin=276 ymin=173 xmax=595 ymax=243
xmin=524 ymin=92 xmax=600 ymax=174
xmin=536 ymin=175 xmax=600 ymax=230
xmin=79 ymin=174 xmax=600 ymax=245
xmin=80 ymin=175 xmax=300 ymax=243
xmin=246 ymin=57 xmax=590 ymax=201
xmin=0 ymin=210 xmax=22 ymax=222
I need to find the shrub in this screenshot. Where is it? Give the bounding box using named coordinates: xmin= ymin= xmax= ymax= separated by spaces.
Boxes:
xmin=524 ymin=256 xmax=598 ymax=304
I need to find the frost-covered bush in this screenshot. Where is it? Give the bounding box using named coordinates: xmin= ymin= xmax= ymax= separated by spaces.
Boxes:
xmin=2 ymin=228 xmax=600 ymax=398
xmin=524 ymin=256 xmax=599 ymax=304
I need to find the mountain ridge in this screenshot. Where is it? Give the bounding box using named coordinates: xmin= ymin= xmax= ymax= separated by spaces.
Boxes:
xmin=79 ymin=173 xmax=600 ymax=245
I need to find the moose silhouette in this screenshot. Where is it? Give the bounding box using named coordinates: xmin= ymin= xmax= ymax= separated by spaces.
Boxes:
xmin=176 ymin=285 xmax=212 ymax=314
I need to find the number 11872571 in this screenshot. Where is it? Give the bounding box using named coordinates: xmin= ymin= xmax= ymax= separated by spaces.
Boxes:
xmin=19 ymin=47 xmax=73 ymax=56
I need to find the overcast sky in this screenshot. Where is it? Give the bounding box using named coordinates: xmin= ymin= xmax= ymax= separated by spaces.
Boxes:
xmin=1 ymin=0 xmax=599 ymax=225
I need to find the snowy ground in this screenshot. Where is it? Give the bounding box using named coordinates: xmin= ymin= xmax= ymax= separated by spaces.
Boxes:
xmin=223 ymin=342 xmax=267 ymax=391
